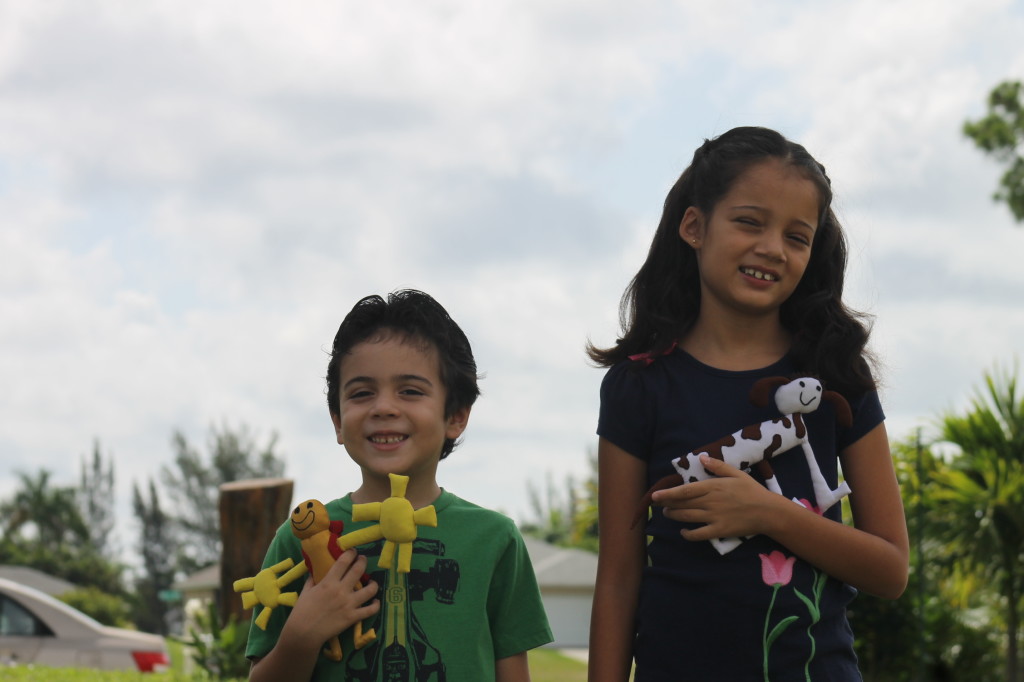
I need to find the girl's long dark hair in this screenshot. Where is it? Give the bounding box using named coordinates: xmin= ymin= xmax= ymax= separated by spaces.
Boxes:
xmin=587 ymin=126 xmax=876 ymax=397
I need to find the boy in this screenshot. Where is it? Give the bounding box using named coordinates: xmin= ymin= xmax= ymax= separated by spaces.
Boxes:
xmin=246 ymin=290 xmax=553 ymax=682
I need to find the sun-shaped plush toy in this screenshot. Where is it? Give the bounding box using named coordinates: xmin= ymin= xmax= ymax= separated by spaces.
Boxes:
xmin=234 ymin=558 xmax=302 ymax=630
xmin=338 ymin=473 xmax=437 ymax=573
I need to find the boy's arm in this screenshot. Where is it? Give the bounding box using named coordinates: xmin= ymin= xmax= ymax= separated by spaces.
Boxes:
xmin=495 ymin=651 xmax=531 ymax=682
xmin=248 ymin=618 xmax=322 ymax=682
xmin=249 ymin=551 xmax=380 ymax=682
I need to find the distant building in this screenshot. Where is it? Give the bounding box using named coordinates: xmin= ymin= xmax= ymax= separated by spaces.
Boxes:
xmin=522 ymin=537 xmax=597 ymax=648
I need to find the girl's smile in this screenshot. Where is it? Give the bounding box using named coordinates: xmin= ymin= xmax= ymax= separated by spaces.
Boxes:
xmin=739 ymin=266 xmax=779 ymax=282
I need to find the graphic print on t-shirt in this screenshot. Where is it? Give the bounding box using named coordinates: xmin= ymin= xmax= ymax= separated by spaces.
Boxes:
xmin=343 ymin=538 xmax=459 ymax=682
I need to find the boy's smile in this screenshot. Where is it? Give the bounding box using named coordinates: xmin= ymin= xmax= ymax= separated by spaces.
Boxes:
xmin=331 ymin=335 xmax=469 ymax=505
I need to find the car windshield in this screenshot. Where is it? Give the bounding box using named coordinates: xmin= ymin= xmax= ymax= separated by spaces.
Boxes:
xmin=0 ymin=580 xmax=103 ymax=630
xmin=0 ymin=594 xmax=53 ymax=636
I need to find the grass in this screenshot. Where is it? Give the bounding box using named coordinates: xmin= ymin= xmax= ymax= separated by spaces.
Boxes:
xmin=2 ymin=647 xmax=587 ymax=681
xmin=529 ymin=647 xmax=589 ymax=682
xmin=0 ymin=671 xmax=227 ymax=682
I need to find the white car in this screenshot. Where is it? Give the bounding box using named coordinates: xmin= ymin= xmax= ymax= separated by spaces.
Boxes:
xmin=0 ymin=577 xmax=170 ymax=672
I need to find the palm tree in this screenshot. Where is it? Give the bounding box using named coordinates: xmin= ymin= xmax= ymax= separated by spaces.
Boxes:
xmin=0 ymin=469 xmax=89 ymax=547
xmin=929 ymin=366 xmax=1024 ymax=682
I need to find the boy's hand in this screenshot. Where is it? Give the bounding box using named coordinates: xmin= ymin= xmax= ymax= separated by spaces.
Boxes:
xmin=277 ymin=550 xmax=380 ymax=654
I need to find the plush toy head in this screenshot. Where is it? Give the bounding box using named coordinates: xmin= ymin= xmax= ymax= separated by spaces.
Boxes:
xmin=291 ymin=499 xmax=332 ymax=540
xmin=749 ymin=375 xmax=852 ymax=427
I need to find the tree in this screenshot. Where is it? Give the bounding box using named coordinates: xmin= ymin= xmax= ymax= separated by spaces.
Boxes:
xmin=850 ymin=434 xmax=1003 ymax=682
xmin=964 ymin=80 xmax=1024 ymax=223
xmin=79 ymin=439 xmax=117 ymax=557
xmin=0 ymin=467 xmax=125 ymax=598
xmin=521 ymin=451 xmax=598 ymax=552
xmin=522 ymin=470 xmax=578 ymax=546
xmin=159 ymin=422 xmax=286 ymax=572
xmin=0 ymin=469 xmax=89 ymax=547
xmin=928 ymin=366 xmax=1024 ymax=682
xmin=132 ymin=479 xmax=177 ymax=635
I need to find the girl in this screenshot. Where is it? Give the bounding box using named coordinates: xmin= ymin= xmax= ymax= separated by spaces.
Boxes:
xmin=587 ymin=127 xmax=908 ymax=681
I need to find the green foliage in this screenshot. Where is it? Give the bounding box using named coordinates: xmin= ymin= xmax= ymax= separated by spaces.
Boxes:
xmin=0 ymin=466 xmax=126 ymax=597
xmin=174 ymin=601 xmax=250 ymax=681
xmin=161 ymin=423 xmax=286 ymax=572
xmin=59 ymin=586 xmax=132 ymax=627
xmin=1 ymin=469 xmax=90 ymax=547
xmin=850 ymin=582 xmax=1003 ymax=682
xmin=131 ymin=479 xmax=177 ymax=635
xmin=921 ymin=365 xmax=1024 ymax=681
xmin=79 ymin=440 xmax=117 ymax=557
xmin=964 ymin=80 xmax=1024 ymax=222
xmin=521 ymin=451 xmax=598 ymax=552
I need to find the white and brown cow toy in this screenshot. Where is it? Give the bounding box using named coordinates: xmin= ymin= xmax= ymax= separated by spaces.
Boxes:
xmin=634 ymin=376 xmax=853 ymax=554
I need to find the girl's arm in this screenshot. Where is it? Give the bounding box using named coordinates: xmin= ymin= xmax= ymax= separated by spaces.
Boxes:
xmin=588 ymin=437 xmax=649 ymax=682
xmin=495 ymin=651 xmax=530 ymax=682
xmin=249 ymin=551 xmax=380 ymax=682
xmin=655 ymin=423 xmax=909 ymax=599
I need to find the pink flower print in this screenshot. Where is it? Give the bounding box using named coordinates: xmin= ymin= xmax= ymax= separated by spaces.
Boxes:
xmin=760 ymin=551 xmax=799 ymax=681
xmin=759 ymin=550 xmax=796 ymax=587
xmin=796 ymin=499 xmax=823 ymax=515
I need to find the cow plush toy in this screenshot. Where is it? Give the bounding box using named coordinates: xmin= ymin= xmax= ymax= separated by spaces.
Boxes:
xmin=633 ymin=376 xmax=853 ymax=554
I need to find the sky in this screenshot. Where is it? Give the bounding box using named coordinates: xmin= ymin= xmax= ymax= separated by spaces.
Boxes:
xmin=2 ymin=0 xmax=1023 ymax=565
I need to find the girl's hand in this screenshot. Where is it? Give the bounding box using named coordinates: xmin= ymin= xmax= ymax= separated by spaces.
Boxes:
xmin=652 ymin=455 xmax=781 ymax=542
xmin=279 ymin=550 xmax=380 ymax=650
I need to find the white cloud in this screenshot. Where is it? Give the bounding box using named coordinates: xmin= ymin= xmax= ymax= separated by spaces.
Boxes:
xmin=2 ymin=0 xmax=1023 ymax=560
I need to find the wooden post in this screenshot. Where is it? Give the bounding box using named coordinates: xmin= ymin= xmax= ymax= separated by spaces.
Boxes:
xmin=218 ymin=477 xmax=294 ymax=624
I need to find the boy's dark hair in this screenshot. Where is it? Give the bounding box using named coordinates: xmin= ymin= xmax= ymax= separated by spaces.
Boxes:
xmin=587 ymin=126 xmax=876 ymax=397
xmin=326 ymin=289 xmax=481 ymax=459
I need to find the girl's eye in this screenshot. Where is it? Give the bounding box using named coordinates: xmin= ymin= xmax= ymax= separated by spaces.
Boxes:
xmin=788 ymin=234 xmax=812 ymax=246
xmin=348 ymin=389 xmax=372 ymax=400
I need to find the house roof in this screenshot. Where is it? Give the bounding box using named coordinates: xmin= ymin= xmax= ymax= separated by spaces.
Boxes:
xmin=173 ymin=563 xmax=220 ymax=592
xmin=522 ymin=537 xmax=597 ymax=590
xmin=0 ymin=565 xmax=77 ymax=596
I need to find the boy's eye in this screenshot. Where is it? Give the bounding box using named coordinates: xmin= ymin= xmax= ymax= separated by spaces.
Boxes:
xmin=400 ymin=387 xmax=426 ymax=396
xmin=348 ymin=389 xmax=373 ymax=400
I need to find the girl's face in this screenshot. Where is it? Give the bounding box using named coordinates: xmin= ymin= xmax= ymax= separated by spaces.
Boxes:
xmin=680 ymin=159 xmax=820 ymax=321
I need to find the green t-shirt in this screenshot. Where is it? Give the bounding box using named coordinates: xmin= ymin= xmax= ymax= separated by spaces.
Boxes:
xmin=245 ymin=490 xmax=553 ymax=681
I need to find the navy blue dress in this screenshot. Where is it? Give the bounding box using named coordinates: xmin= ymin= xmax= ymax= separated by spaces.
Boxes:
xmin=598 ymin=350 xmax=883 ymax=681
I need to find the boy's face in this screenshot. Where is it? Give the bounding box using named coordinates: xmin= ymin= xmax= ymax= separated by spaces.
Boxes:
xmin=330 ymin=335 xmax=469 ymax=488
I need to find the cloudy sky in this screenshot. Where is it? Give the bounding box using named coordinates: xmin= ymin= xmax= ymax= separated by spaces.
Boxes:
xmin=2 ymin=1 xmax=1023 ymax=560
